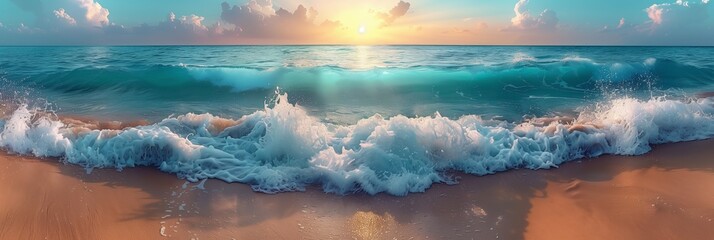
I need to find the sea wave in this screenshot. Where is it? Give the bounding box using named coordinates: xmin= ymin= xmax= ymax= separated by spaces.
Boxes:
xmin=22 ymin=58 xmax=714 ymax=99
xmin=1 ymin=91 xmax=713 ymax=195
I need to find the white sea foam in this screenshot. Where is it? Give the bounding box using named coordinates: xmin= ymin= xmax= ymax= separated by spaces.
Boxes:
xmin=1 ymin=93 xmax=713 ymax=195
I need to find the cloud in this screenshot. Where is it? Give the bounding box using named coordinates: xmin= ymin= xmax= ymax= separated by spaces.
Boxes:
xmin=53 ymin=8 xmax=77 ymax=26
xmin=220 ymin=0 xmax=340 ymax=39
xmin=175 ymin=14 xmax=208 ymax=32
xmin=638 ymin=0 xmax=712 ymax=44
xmin=647 ymin=5 xmax=665 ymax=24
xmin=601 ymin=17 xmax=631 ymax=32
xmin=3 ymin=0 xmax=707 ymax=45
xmin=1 ymin=0 xmax=344 ymax=44
xmin=77 ymin=0 xmax=109 ymax=27
xmin=8 ymin=0 xmax=111 ymax=28
xmin=597 ymin=0 xmax=712 ymax=45
xmin=164 ymin=12 xmax=214 ymax=33
xmin=509 ymin=0 xmax=558 ymax=30
xmin=108 ymin=12 xmax=217 ymax=44
xmin=377 ymin=1 xmax=411 ymax=26
xmin=645 ymin=0 xmax=710 ymax=28
xmin=243 ymin=0 xmax=276 ymax=16
xmin=17 ymin=23 xmax=32 ymax=32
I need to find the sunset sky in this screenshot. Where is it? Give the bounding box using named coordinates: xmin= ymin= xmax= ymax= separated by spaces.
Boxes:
xmin=0 ymin=0 xmax=712 ymax=45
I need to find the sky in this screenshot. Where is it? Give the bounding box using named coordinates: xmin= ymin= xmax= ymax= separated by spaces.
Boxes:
xmin=0 ymin=0 xmax=712 ymax=45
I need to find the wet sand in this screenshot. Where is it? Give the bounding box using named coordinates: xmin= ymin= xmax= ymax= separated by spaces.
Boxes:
xmin=1 ymin=140 xmax=713 ymax=240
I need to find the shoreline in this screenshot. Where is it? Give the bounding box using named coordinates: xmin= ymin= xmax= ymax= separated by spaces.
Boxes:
xmin=1 ymin=139 xmax=714 ymax=239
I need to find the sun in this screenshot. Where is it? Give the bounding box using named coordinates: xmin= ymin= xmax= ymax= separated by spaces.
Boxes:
xmin=358 ymin=25 xmax=366 ymax=34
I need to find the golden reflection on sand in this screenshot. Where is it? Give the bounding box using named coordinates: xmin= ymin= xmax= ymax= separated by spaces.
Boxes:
xmin=348 ymin=211 xmax=397 ymax=240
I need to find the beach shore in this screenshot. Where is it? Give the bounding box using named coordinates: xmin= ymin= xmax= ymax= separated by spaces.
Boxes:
xmin=1 ymin=140 xmax=713 ymax=240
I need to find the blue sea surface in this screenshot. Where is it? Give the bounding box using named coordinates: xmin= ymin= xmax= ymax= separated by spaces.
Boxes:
xmin=1 ymin=46 xmax=712 ymax=122
xmin=1 ymin=46 xmax=714 ymax=195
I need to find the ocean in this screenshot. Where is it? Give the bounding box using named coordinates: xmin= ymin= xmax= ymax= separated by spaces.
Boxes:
xmin=1 ymin=46 xmax=713 ymax=195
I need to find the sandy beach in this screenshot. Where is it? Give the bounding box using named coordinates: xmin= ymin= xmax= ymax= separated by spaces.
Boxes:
xmin=2 ymin=1 xmax=714 ymax=237
xmin=1 ymin=139 xmax=713 ymax=240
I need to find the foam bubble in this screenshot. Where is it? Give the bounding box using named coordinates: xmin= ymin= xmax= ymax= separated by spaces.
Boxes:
xmin=1 ymin=93 xmax=713 ymax=195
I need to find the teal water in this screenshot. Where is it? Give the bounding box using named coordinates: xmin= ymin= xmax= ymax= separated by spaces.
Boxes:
xmin=1 ymin=46 xmax=714 ymax=195
xmin=2 ymin=46 xmax=713 ymax=123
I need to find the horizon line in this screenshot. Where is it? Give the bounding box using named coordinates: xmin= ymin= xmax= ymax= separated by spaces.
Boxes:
xmin=1 ymin=44 xmax=714 ymax=48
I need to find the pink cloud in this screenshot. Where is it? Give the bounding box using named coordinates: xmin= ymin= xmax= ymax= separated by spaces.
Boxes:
xmin=77 ymin=0 xmax=109 ymax=27
xmin=377 ymin=1 xmax=411 ymax=26
xmin=646 ymin=0 xmax=710 ymax=27
xmin=646 ymin=4 xmax=665 ymax=24
xmin=53 ymin=8 xmax=77 ymax=26
xmin=509 ymin=0 xmax=558 ymax=30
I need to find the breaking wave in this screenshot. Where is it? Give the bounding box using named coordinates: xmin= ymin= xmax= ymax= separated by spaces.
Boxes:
xmin=1 ymin=91 xmax=713 ymax=195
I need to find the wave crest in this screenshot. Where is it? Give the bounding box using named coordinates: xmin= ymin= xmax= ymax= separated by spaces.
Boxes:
xmin=1 ymin=92 xmax=713 ymax=195
xmin=25 ymin=58 xmax=714 ymax=97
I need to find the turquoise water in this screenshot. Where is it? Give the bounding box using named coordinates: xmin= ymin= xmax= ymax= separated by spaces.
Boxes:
xmin=2 ymin=46 xmax=713 ymax=122
xmin=1 ymin=46 xmax=714 ymax=195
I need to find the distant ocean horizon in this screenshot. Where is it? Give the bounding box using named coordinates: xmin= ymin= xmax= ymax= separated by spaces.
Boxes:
xmin=1 ymin=45 xmax=714 ymax=195
xmin=2 ymin=44 xmax=714 ymax=47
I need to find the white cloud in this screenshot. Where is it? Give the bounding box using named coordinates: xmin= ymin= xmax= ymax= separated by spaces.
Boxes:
xmin=598 ymin=0 xmax=712 ymax=45
xmin=12 ymin=0 xmax=112 ymax=28
xmin=220 ymin=1 xmax=340 ymax=39
xmin=113 ymin=12 xmax=229 ymax=44
xmin=645 ymin=0 xmax=710 ymax=27
xmin=77 ymin=0 xmax=109 ymax=27
xmin=509 ymin=0 xmax=558 ymax=30
xmin=17 ymin=23 xmax=32 ymax=32
xmin=53 ymin=8 xmax=77 ymax=26
xmin=176 ymin=14 xmax=208 ymax=32
xmin=1 ymin=0 xmax=707 ymax=45
xmin=639 ymin=0 xmax=712 ymax=44
xmin=245 ymin=0 xmax=276 ymax=16
xmin=137 ymin=12 xmax=210 ymax=35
